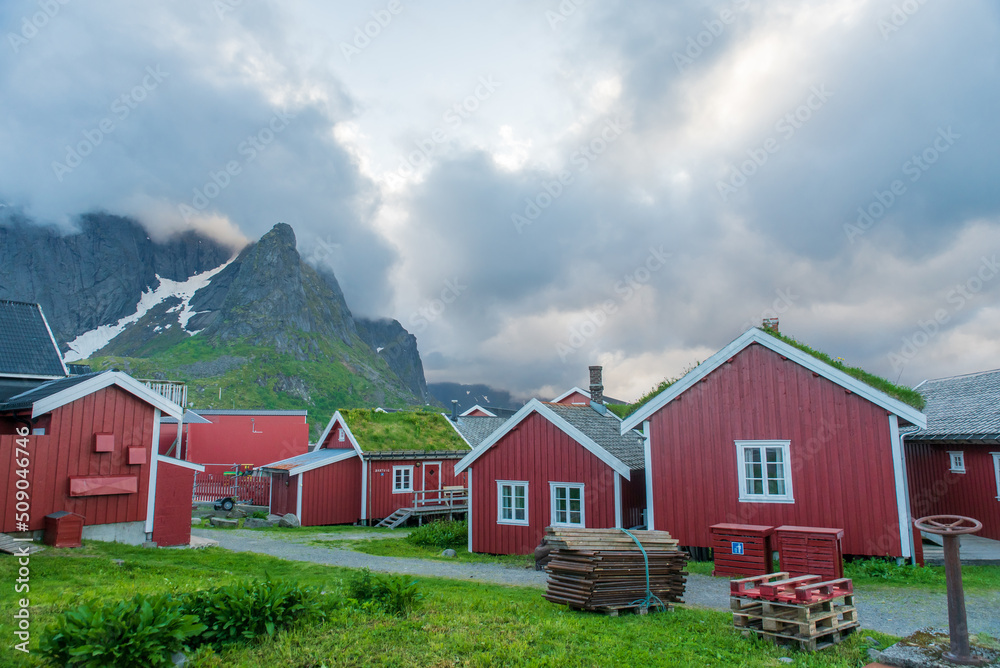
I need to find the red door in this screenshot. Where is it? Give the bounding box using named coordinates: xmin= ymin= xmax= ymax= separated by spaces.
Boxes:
xmin=423 ymin=463 xmax=441 ymax=505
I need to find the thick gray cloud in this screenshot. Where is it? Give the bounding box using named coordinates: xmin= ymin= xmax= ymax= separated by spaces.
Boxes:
xmin=2 ymin=0 xmax=998 ymax=400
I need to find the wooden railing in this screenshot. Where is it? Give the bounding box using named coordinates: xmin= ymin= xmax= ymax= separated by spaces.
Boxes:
xmin=141 ymin=379 xmax=188 ymax=408
xmin=193 ymin=473 xmax=270 ymax=506
xmin=413 ymin=487 xmax=468 ymax=508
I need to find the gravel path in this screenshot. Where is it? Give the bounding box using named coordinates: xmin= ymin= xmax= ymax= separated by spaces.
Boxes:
xmin=193 ymin=529 xmax=1000 ymax=637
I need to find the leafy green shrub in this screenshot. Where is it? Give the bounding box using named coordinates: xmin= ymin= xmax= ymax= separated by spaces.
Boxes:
xmin=406 ymin=519 xmax=467 ymax=548
xmin=845 ymin=557 xmax=938 ymax=584
xmin=250 ymin=510 xmax=268 ymax=519
xmin=345 ymin=568 xmax=423 ymax=615
xmin=180 ymin=578 xmax=323 ymax=646
xmin=40 ymin=593 xmax=206 ymax=667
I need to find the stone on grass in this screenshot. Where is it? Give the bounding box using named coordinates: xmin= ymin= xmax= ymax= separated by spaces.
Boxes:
xmin=440 ymin=549 xmax=458 ymax=558
xmin=142 ymin=541 xmax=158 ymax=548
xmin=226 ymin=507 xmax=247 ymax=519
xmin=243 ymin=518 xmax=275 ymax=529
xmin=267 ymin=514 xmax=283 ymax=522
xmin=112 ymin=559 xmax=124 ymax=567
xmin=278 ymin=513 xmax=301 ymax=528
xmin=210 ymin=517 xmax=239 ymax=528
xmin=777 ymin=659 xmax=793 ymax=665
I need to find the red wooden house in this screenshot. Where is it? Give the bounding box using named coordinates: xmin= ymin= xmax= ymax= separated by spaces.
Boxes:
xmin=261 ymin=409 xmax=472 ymax=526
xmin=455 ymin=393 xmax=646 ymax=555
xmin=905 ymin=369 xmax=1000 ymax=542
xmin=0 ymin=371 xmax=203 ymax=547
xmin=179 ymin=409 xmax=309 ymax=476
xmin=620 ymin=327 xmax=927 ymax=561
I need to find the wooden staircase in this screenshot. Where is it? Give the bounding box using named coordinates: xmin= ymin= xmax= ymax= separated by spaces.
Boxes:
xmin=375 ymin=508 xmax=414 ymax=529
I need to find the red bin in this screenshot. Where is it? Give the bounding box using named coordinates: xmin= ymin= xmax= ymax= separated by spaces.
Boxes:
xmin=709 ymin=523 xmax=775 ymax=576
xmin=774 ymin=525 xmax=844 ymax=579
xmin=44 ymin=511 xmax=84 ymax=548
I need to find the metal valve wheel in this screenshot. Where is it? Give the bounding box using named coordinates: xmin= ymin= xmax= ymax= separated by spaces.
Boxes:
xmin=913 ymin=515 xmax=983 ymax=536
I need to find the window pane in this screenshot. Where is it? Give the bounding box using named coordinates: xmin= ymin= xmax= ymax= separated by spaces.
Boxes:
xmin=570 ymin=510 xmax=581 ymax=524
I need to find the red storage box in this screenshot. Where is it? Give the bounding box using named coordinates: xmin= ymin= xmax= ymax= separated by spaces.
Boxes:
xmin=44 ymin=511 xmax=84 ymax=548
xmin=774 ymin=525 xmax=844 ymax=579
xmin=709 ymin=523 xmax=774 ymax=576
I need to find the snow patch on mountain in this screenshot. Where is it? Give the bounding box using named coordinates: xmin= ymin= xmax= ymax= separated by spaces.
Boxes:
xmin=63 ymin=259 xmax=233 ymax=362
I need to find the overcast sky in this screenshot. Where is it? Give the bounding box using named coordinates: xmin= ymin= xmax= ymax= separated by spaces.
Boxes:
xmin=2 ymin=0 xmax=999 ymax=401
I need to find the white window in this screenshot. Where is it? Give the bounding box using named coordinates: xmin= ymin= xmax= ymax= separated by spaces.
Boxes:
xmin=735 ymin=440 xmax=794 ymax=503
xmin=948 ymin=451 xmax=966 ymax=473
xmin=497 ymin=481 xmax=528 ymax=525
xmin=338 ymin=429 xmax=345 ymax=442
xmin=550 ymin=482 xmax=585 ymax=527
xmin=392 ymin=466 xmax=413 ymax=493
xmin=992 ymin=453 xmax=1000 ymax=500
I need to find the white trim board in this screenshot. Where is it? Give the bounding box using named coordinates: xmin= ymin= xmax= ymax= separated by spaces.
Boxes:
xmin=460 ymin=405 xmax=497 ymax=417
xmin=551 ymin=387 xmax=591 ymax=404
xmin=888 ymin=414 xmax=913 ymax=559
xmin=38 ymin=304 xmax=69 ymax=377
xmin=145 ymin=408 xmax=162 ymax=535
xmin=312 ymin=411 xmax=364 ymax=456
xmin=32 ymin=371 xmax=184 ymax=422
xmin=620 ymin=327 xmax=926 ymax=433
xmin=155 ymin=454 xmax=205 ymax=473
xmin=454 ymin=398 xmax=631 ymax=478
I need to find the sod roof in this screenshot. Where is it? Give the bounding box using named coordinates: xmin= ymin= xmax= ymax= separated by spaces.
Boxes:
xmin=338 ymin=408 xmax=470 ymax=453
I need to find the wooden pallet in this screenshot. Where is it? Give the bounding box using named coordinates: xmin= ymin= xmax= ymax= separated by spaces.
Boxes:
xmin=569 ymin=602 xmax=675 ymax=617
xmin=731 ymin=593 xmax=859 ymax=652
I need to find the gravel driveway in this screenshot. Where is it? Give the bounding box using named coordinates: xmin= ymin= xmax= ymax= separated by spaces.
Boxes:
xmin=192 ymin=529 xmax=1000 ymax=637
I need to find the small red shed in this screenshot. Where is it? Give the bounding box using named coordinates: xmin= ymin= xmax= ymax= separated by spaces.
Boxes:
xmin=619 ymin=327 xmax=927 ymax=561
xmin=905 ymin=369 xmax=1000 ymax=543
xmin=455 ymin=398 xmax=646 ymax=555
xmin=0 ymin=371 xmax=198 ymax=546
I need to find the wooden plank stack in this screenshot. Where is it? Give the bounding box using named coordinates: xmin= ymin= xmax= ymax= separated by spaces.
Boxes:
xmin=730 ymin=572 xmax=859 ymax=651
xmin=542 ymin=528 xmax=688 ymax=615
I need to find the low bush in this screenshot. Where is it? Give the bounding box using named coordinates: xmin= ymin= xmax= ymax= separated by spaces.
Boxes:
xmin=250 ymin=510 xmax=269 ymax=519
xmin=180 ymin=578 xmax=324 ymax=646
xmin=40 ymin=593 xmax=206 ymax=667
xmin=346 ymin=568 xmax=423 ymax=616
xmin=845 ymin=557 xmax=938 ymax=584
xmin=406 ymin=519 xmax=467 ymax=549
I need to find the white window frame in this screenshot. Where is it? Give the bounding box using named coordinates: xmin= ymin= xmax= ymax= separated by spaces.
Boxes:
xmin=496 ymin=481 xmax=529 ymax=525
xmin=392 ymin=465 xmax=414 ymax=494
xmin=338 ymin=429 xmax=345 ymax=442
xmin=735 ymin=440 xmax=794 ymax=503
xmin=549 ymin=482 xmax=586 ymax=527
xmin=992 ymin=453 xmax=1000 ymax=500
xmin=948 ymin=451 xmax=966 ymax=474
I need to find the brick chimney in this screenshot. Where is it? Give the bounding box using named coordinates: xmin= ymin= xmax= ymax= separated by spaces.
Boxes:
xmin=762 ymin=317 xmax=779 ymax=333
xmin=589 ymin=365 xmax=604 ymax=405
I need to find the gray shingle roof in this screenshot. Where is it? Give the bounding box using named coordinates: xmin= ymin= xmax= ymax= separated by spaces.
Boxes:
xmin=545 ymin=403 xmax=645 ymax=469
xmin=451 ymin=415 xmax=509 ymax=448
xmin=0 ymin=371 xmax=106 ymax=412
xmin=0 ymin=301 xmax=66 ymax=378
xmin=909 ymin=369 xmax=1000 ymax=443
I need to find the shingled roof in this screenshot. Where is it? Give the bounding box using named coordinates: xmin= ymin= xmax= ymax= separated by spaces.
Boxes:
xmin=545 ymin=403 xmax=645 ymax=469
xmin=908 ymin=369 xmax=1000 ymax=444
xmin=449 ymin=415 xmax=509 ymax=448
xmin=0 ymin=300 xmax=66 ymax=379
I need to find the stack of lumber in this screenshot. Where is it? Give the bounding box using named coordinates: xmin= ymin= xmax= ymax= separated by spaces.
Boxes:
xmin=542 ymin=528 xmax=688 ymax=614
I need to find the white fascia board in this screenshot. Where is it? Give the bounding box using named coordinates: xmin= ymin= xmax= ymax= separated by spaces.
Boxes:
xmin=289 ymin=450 xmax=357 ymax=476
xmin=145 ymin=408 xmax=162 ymax=534
xmin=156 ymin=454 xmax=206 ymax=473
xmin=312 ymin=411 xmax=364 ymax=456
xmin=38 ymin=304 xmax=68 ymax=376
xmin=32 ymin=371 xmax=184 ymax=421
xmin=443 ymin=413 xmax=474 ymax=448
xmin=1 ymin=372 xmax=64 ymax=380
xmin=460 ymin=405 xmax=496 ymax=417
xmin=455 ymin=398 xmax=631 ymax=478
xmin=888 ymin=414 xmax=913 ymax=559
xmin=552 ymin=387 xmax=590 ymax=403
xmin=621 ymin=328 xmax=926 ymax=433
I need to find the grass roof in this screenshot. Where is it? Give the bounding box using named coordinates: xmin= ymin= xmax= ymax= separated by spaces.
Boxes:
xmin=339 ymin=409 xmax=470 ymax=452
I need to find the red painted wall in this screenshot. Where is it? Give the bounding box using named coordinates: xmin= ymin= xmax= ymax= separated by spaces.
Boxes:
xmin=554 ymin=391 xmax=590 ymax=405
xmin=301 ymin=457 xmax=362 ymax=526
xmin=468 ymin=412 xmax=627 ymax=555
xmin=186 ymin=414 xmax=309 ymax=475
xmin=366 ymin=457 xmax=467 ymax=520
xmin=0 ymin=386 xmax=156 ymax=532
xmin=906 ymin=443 xmax=1000 ymax=541
xmin=646 ymin=342 xmax=906 ymax=557
xmin=153 ymin=461 xmax=195 ymax=546
xmin=620 ymin=468 xmax=646 ymax=529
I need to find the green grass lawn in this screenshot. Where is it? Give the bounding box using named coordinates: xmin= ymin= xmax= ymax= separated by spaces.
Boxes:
xmin=0 ymin=541 xmax=897 ymax=667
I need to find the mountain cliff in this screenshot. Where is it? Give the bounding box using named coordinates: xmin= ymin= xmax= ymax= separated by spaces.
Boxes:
xmin=0 ymin=215 xmax=432 ymax=415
